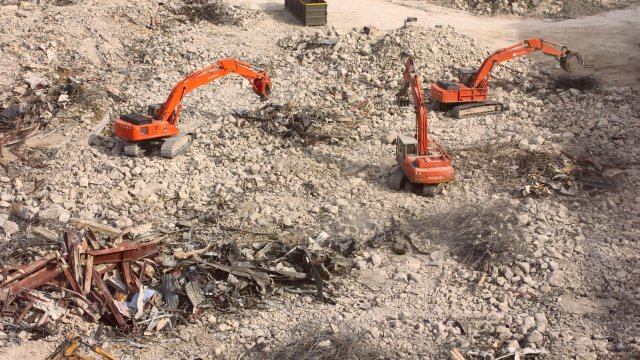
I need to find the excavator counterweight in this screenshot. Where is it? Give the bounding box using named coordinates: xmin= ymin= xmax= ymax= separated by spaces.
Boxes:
xmin=113 ymin=58 xmax=272 ymax=158
xmin=430 ymin=38 xmax=583 ymax=118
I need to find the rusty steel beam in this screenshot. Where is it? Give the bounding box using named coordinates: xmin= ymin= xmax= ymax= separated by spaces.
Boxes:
xmin=121 ymin=262 xmax=136 ymax=295
xmin=89 ymin=242 xmax=159 ymax=265
xmin=8 ymin=263 xmax=62 ymax=295
xmin=91 ymin=269 xmax=126 ymax=327
xmin=16 ymin=301 xmax=33 ymax=323
xmin=61 ymin=263 xmax=84 ymax=296
xmin=96 ymin=263 xmax=117 ymax=276
xmin=1 ymin=253 xmax=58 ymax=287
xmin=84 ymin=228 xmax=101 ymax=250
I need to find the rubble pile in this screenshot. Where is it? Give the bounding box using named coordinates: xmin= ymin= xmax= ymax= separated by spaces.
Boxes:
xmin=234 ymin=103 xmax=352 ymax=145
xmin=275 ymin=24 xmax=541 ymax=120
xmin=421 ymin=0 xmax=629 ymax=16
xmin=247 ymin=323 xmax=381 ymax=360
xmin=278 ymin=25 xmax=499 ymax=92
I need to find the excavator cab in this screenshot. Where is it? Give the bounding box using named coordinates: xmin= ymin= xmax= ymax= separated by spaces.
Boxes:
xmin=395 ymin=135 xmax=418 ymax=165
xmin=458 ymin=68 xmax=477 ymax=87
xmin=147 ymin=104 xmax=163 ymax=118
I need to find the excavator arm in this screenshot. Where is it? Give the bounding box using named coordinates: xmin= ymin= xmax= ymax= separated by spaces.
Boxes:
xmin=470 ymin=38 xmax=583 ymax=88
xmin=397 ymin=56 xmax=429 ymax=155
xmin=156 ymin=58 xmax=272 ymax=126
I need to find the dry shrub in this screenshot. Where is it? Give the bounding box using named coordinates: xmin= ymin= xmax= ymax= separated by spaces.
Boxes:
xmin=411 ymin=200 xmax=527 ymax=268
xmin=250 ymin=323 xmax=380 ymax=360
xmin=439 ymin=201 xmax=527 ymax=267
xmin=369 ymin=200 xmax=528 ymax=269
xmin=179 ymin=0 xmax=261 ymax=26
xmin=456 ymin=143 xmax=569 ymax=191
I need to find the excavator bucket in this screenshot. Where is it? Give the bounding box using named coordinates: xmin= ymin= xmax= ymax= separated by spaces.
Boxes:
xmin=252 ymin=74 xmax=272 ymax=100
xmin=559 ymin=48 xmax=584 ymax=72
xmin=396 ymin=92 xmax=410 ymax=107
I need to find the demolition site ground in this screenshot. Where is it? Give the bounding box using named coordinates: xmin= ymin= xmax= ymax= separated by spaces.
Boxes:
xmin=0 ymin=0 xmax=638 ymax=359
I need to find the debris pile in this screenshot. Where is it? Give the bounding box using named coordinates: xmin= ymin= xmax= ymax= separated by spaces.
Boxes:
xmin=178 ymin=0 xmax=262 ymax=26
xmin=0 ymin=230 xmax=160 ymax=334
xmin=0 ymin=74 xmax=103 ymax=159
xmin=458 ymin=144 xmax=620 ymax=197
xmin=515 ymin=152 xmax=619 ymax=197
xmin=0 ymin=105 xmax=40 ymax=157
xmin=0 ymin=227 xmax=354 ymax=337
xmin=234 ymin=103 xmax=350 ymax=145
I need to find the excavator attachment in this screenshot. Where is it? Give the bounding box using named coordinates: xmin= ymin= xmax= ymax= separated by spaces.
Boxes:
xmin=559 ymin=48 xmax=584 ymax=72
xmin=252 ymin=75 xmax=272 ymax=100
xmin=160 ymin=132 xmax=193 ymax=158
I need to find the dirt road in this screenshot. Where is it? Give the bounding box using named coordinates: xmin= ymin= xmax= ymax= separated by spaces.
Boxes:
xmin=237 ymin=0 xmax=640 ymax=86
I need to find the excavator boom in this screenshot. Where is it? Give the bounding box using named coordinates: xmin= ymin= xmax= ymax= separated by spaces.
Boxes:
xmin=470 ymin=38 xmax=581 ymax=89
xmin=157 ymin=58 xmax=271 ymax=125
xmin=397 ymin=56 xmax=429 ymax=155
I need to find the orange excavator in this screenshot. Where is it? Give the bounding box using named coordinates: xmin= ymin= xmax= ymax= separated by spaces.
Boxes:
xmin=113 ymin=59 xmax=272 ymax=158
xmin=430 ymin=38 xmax=583 ymax=118
xmin=389 ymin=56 xmax=455 ymax=196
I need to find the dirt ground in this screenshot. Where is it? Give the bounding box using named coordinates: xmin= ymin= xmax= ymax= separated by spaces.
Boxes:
xmin=0 ymin=1 xmax=638 ymax=359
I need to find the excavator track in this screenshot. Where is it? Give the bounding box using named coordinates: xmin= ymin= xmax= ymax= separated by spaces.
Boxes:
xmin=420 ymin=183 xmax=445 ymax=197
xmin=388 ymin=166 xmax=407 ymax=190
xmin=451 ymin=101 xmax=503 ymax=118
xmin=123 ymin=142 xmax=144 ymax=157
xmin=160 ymin=133 xmax=192 ymax=159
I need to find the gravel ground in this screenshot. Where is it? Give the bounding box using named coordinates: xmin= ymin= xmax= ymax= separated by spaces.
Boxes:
xmin=0 ymin=1 xmax=638 ymax=359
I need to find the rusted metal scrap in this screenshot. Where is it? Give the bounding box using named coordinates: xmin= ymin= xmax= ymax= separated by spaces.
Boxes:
xmin=0 ymin=230 xmax=159 ymax=331
xmin=1 ymin=227 xmax=352 ymax=337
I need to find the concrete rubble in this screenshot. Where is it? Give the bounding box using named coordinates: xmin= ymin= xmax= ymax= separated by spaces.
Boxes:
xmin=0 ymin=0 xmax=638 ymax=359
xmin=412 ymin=0 xmax=630 ymax=17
